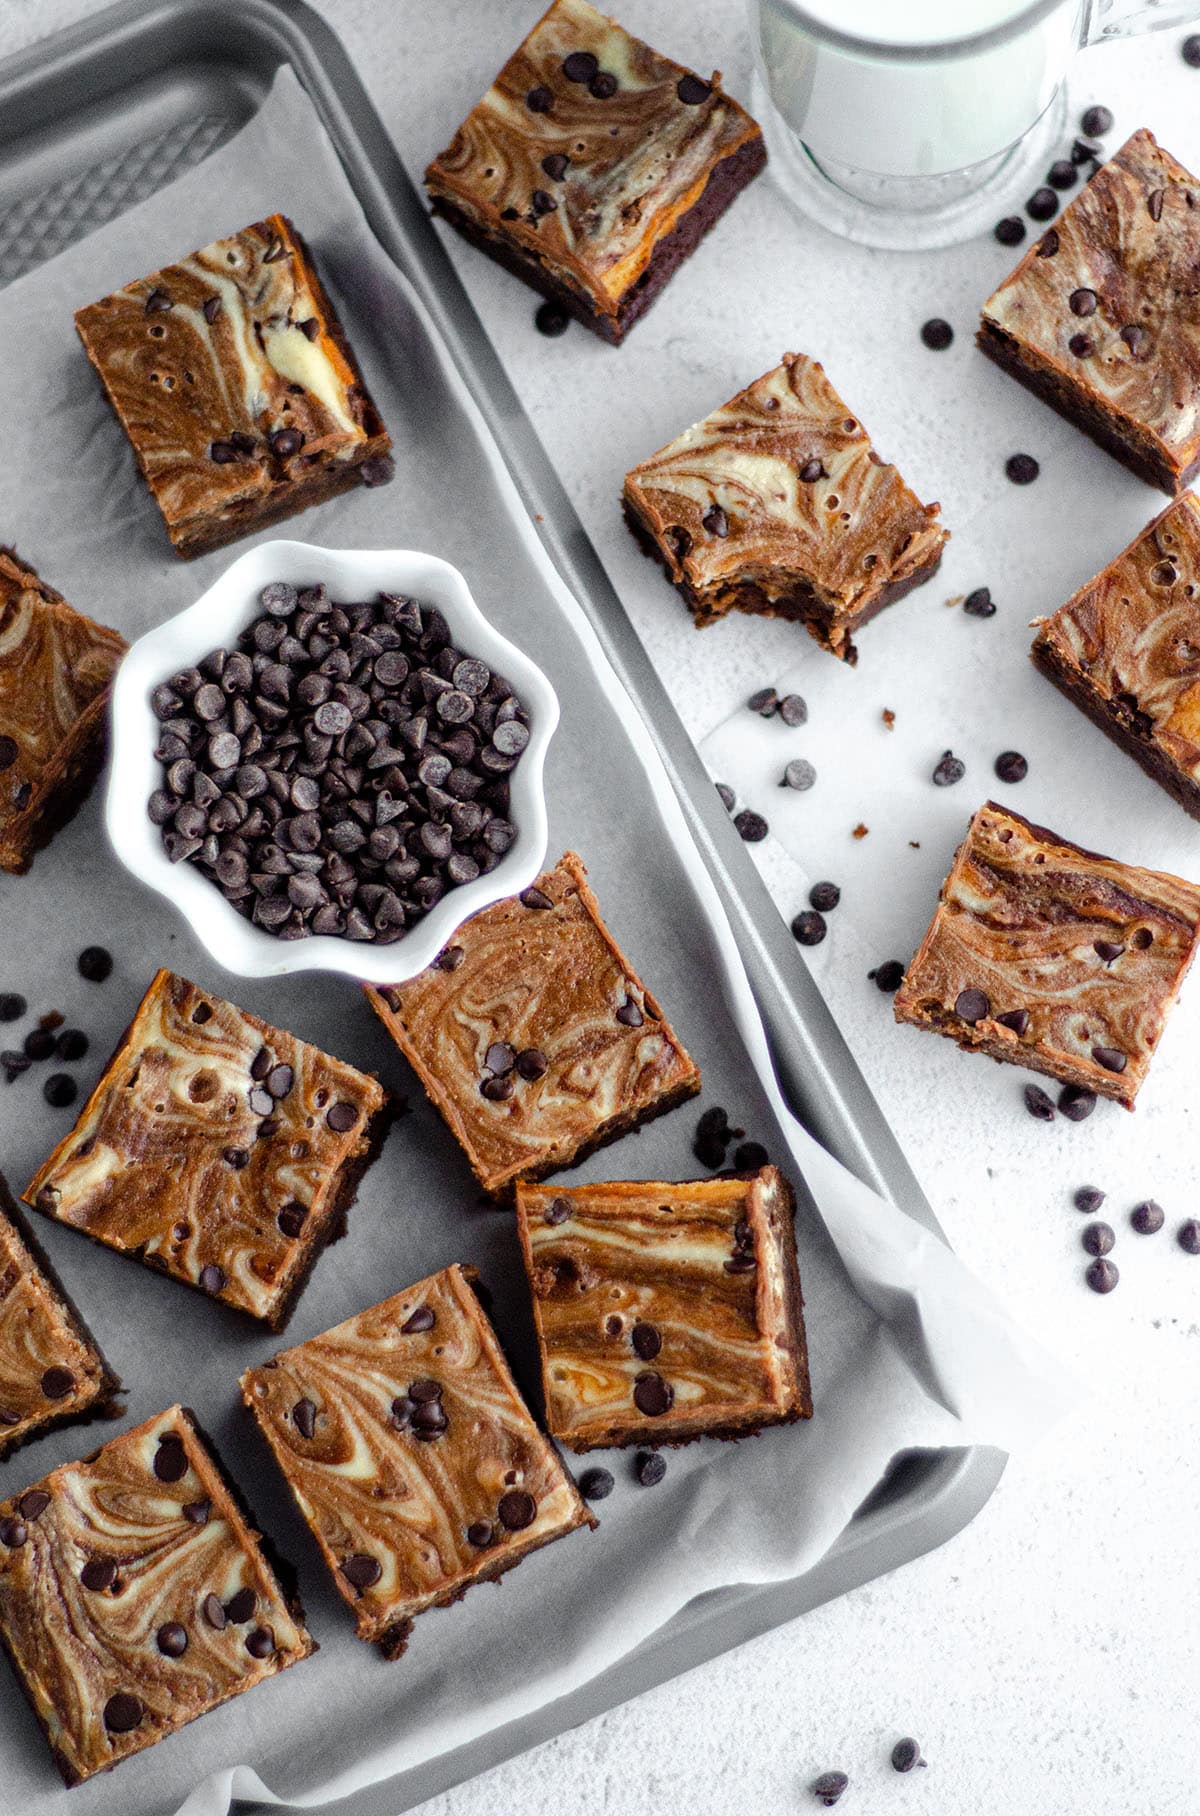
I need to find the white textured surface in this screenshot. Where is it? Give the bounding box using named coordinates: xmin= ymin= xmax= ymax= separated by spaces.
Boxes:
xmin=2 ymin=0 xmax=1199 ymax=1811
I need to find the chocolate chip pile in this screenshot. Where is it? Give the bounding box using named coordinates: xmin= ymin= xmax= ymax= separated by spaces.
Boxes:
xmin=148 ymin=585 xmax=531 ymax=943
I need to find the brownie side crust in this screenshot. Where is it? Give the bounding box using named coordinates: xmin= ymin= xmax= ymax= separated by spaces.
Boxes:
xmin=431 ymin=133 xmax=765 ymax=346
xmin=977 ymin=320 xmax=1196 ymax=496
xmin=1031 ymin=634 xmax=1200 ymax=824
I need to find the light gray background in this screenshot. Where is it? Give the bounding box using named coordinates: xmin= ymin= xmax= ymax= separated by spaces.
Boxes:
xmin=1 ymin=1 xmax=1197 ymax=1813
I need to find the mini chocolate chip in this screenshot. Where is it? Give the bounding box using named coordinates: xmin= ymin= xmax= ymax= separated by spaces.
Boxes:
xmin=1075 ymin=1186 xmax=1106 ymax=1214
xmin=579 ymin=1467 xmax=614 ymax=1501
xmin=485 ymin=1041 xmax=516 ymax=1075
xmin=996 ymin=1008 xmax=1031 ymax=1036
xmin=1092 ymin=1046 xmax=1127 ymax=1074
xmin=44 ymin=1074 xmax=77 ymax=1108
xmin=467 ymin=1519 xmax=495 ymax=1547
xmin=244 ymin=1625 xmax=274 ymax=1658
xmin=498 ymin=1489 xmax=537 ymax=1530
xmin=562 ymin=49 xmax=598 ymax=80
xmin=535 ymin=300 xmax=570 ymax=336
xmin=955 ymin=988 xmax=990 ymax=1024
xmin=1082 ymin=1221 xmax=1115 ymax=1256
xmin=402 ymin=1305 xmax=435 ymax=1334
xmin=293 ymin=1398 xmax=317 ymax=1439
xmin=526 ymin=85 xmax=553 ymax=111
xmin=615 ymin=999 xmax=644 ymax=1028
xmin=82 ymin=1558 xmax=117 ymax=1591
xmin=157 ymin=1622 xmax=189 ymax=1657
xmin=633 ymin=1371 xmax=673 ymax=1417
xmin=892 ymin=1738 xmax=923 ymax=1773
xmin=631 ymin=1322 xmax=661 ymax=1360
xmin=634 ymin=1450 xmax=666 ymax=1487
xmin=1069 ymin=287 xmax=1098 ymax=316
xmin=994 ymin=215 xmax=1026 ymax=245
xmin=1147 ymin=187 xmax=1164 ymax=222
xmin=198 ymin=1263 xmax=226 ymax=1295
xmin=103 ymin=1693 xmax=143 ymax=1732
xmin=530 ymin=188 xmax=557 ymax=216
xmin=541 ymin=152 xmax=571 ymax=180
xmin=544 ymin=1197 xmax=571 ymax=1226
xmin=1120 ymin=323 xmax=1149 ymax=357
xmin=78 ymin=946 xmax=113 ymax=982
xmin=521 ymin=886 xmax=553 ymax=910
xmin=1094 ymin=940 xmax=1124 ymax=963
xmin=1026 ymin=186 xmax=1058 ymax=221
xmin=1081 ymin=104 xmax=1113 ymax=135
xmin=812 ymin=1770 xmax=849 ymax=1807
xmin=55 ymin=1028 xmax=89 ymax=1061
xmin=0 ymin=993 xmax=25 ymax=1021
xmin=266 ymin=1063 xmax=294 ymax=1099
xmin=1086 ymin=1257 xmax=1119 ymax=1294
xmin=327 ymin=1101 xmax=359 ymax=1132
xmin=1184 ymin=34 xmax=1200 ymax=66
xmin=202 ymin=1592 xmax=226 ymax=1629
xmin=0 ymin=1518 xmax=27 ymax=1548
xmin=342 ymin=1551 xmax=380 ymax=1591
xmin=994 ymin=751 xmax=1027 ymax=783
xmin=183 ymin=1499 xmax=211 ymax=1525
xmin=1058 ymin=1086 xmax=1096 ymax=1122
xmin=791 ymin=910 xmax=826 ymax=947
xmin=1036 ymin=228 xmax=1059 ymax=259
xmin=277 ymin=1202 xmax=307 ymax=1238
xmin=1178 ymin=1220 xmax=1200 ymax=1255
xmin=716 ymin=783 xmax=735 ymax=812
xmin=809 ymin=880 xmax=840 ymax=912
xmin=1024 ymin=1083 xmax=1056 ymax=1121
xmin=154 ymin=1434 xmax=188 ymax=1482
xmin=783 ymin=759 xmax=817 ymax=792
xmin=932 ymin=750 xmax=965 ymax=787
xmin=799 ymin=458 xmax=825 ymax=483
xmin=481 ymin=1075 xmax=514 ymax=1101
xmin=871 ymin=960 xmax=904 ymax=994
xmin=734 ymin=1140 xmax=768 ymax=1170
xmin=145 ymin=287 xmax=172 ymax=313
xmin=702 ymin=503 xmax=729 ymax=538
xmin=676 ymin=73 xmax=710 ymax=104
xmin=225 ymin=1586 xmax=256 ymax=1623
xmin=1005 ymin=453 xmax=1039 ymax=484
xmin=41 ymin=1366 xmax=75 ymax=1399
xmin=24 ymin=1027 xmax=55 ymax=1060
xmin=1131 ymin=1199 xmax=1165 ymax=1235
xmin=920 ymin=317 xmax=953 ymax=350
xmin=1047 ymin=158 xmax=1076 ymax=190
xmin=16 ymin=1490 xmax=49 ymax=1519
xmin=734 ymin=809 xmax=768 ymax=842
xmin=589 ymin=71 xmax=618 ymax=98
xmin=1069 ymin=333 xmax=1093 ymax=358
xmin=224 ymin=1147 xmax=250 ymax=1170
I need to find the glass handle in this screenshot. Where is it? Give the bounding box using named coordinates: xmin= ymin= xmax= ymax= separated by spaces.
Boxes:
xmin=1080 ymin=0 xmax=1200 ymax=45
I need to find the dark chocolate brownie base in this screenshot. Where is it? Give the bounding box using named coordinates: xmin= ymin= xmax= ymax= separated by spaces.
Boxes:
xmin=169 ymin=453 xmax=386 ymax=561
xmin=1031 ymin=636 xmax=1200 ymax=824
xmin=431 ymin=134 xmax=765 ymax=346
xmin=621 ymin=494 xmax=944 ymax=664
xmin=0 ymin=703 xmax=111 ymax=876
xmin=895 ymin=1000 xmax=1134 ymax=1107
xmin=490 ymin=1072 xmax=700 ymax=1205
xmin=977 ymin=321 xmax=1200 ymax=496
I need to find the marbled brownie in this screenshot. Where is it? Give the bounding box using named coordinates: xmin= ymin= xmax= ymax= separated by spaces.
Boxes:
xmin=623 ymin=353 xmax=947 ymax=662
xmin=25 ymin=969 xmax=387 ymax=1328
xmin=366 ymin=851 xmax=700 ymax=1198
xmin=0 ymin=1405 xmax=312 ymax=1785
xmin=894 ymin=802 xmax=1200 ymax=1108
xmin=241 ymin=1263 xmax=594 ymax=1659
xmin=0 ymin=547 xmax=125 ymax=873
xmin=515 ymin=1167 xmax=810 ymax=1449
xmin=75 ymin=214 xmax=392 ymax=558
xmin=424 ymin=0 xmax=764 ymax=344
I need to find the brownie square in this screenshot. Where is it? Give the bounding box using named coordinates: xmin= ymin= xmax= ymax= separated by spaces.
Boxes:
xmin=0 ymin=1175 xmax=121 ymax=1460
xmin=75 ymin=214 xmax=393 ymax=559
xmin=366 ymin=851 xmax=700 ymax=1199
xmin=515 ymin=1167 xmax=810 ymax=1450
xmin=241 ymin=1263 xmax=594 ymax=1659
xmin=894 ymin=802 xmax=1200 ymax=1108
xmin=0 ymin=1405 xmax=313 ymax=1785
xmin=25 ymin=969 xmax=387 ymax=1329
xmin=1032 ymin=493 xmax=1200 ymax=821
xmin=979 ymin=130 xmax=1200 ymax=495
xmin=424 ymin=0 xmax=764 ymax=344
xmin=0 ymin=547 xmax=125 ymax=874
xmin=623 ymin=353 xmax=948 ymax=662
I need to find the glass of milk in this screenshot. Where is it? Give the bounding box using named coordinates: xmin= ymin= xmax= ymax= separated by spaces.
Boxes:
xmin=751 ymin=0 xmax=1200 ymax=247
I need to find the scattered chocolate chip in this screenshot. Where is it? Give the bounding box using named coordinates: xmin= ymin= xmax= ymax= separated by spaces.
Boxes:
xmin=402 ymin=1305 xmax=435 ymax=1334
xmin=954 ymin=988 xmax=989 ymax=1024
xmin=41 ymin=1366 xmax=75 ymax=1399
xmin=716 ymin=783 xmax=735 ymax=812
xmin=103 ymin=1693 xmax=143 ymax=1732
xmin=791 ymin=910 xmax=826 ymax=947
xmin=1024 ymin=1083 xmax=1056 ymax=1122
xmin=55 ymin=1028 xmax=89 ymax=1061
xmin=81 ymin=1557 xmax=117 ymax=1592
xmin=734 ymin=809 xmax=768 ymax=842
xmin=1047 ymin=158 xmax=1077 ymax=190
xmin=778 ymin=693 xmax=808 ymax=727
xmin=932 ymin=750 xmax=965 ymax=787
xmin=994 ymin=215 xmax=1026 ymax=246
xmin=0 ymin=993 xmax=25 ymax=1022
xmin=1082 ymin=1221 xmax=1115 ymax=1256
xmin=1184 ymin=34 xmax=1200 ymax=66
xmin=43 ymin=1074 xmax=77 ymax=1108
xmin=293 ymin=1398 xmax=317 ymax=1440
xmin=1005 ymin=453 xmax=1040 ymax=484
xmin=812 ymin=1771 xmax=849 ymax=1807
xmin=634 ymin=1449 xmax=666 ymax=1487
xmin=535 ymin=300 xmax=570 ymax=337
xmin=783 ymin=759 xmax=817 ymax=793
xmin=1086 ymin=1257 xmax=1119 ymax=1294
xmin=633 ymin=1371 xmax=674 ymax=1417
xmin=1178 ymin=1220 xmax=1200 ymax=1254
xmin=1075 ymin=1185 xmax=1105 ymax=1213
xmin=154 ymin=1433 xmax=188 ymax=1481
xmin=734 ymin=1140 xmax=768 ymax=1170
xmin=579 ymin=1467 xmax=614 ymax=1501
xmin=78 ymin=946 xmax=113 ymax=982
xmin=891 ymin=1738 xmax=923 ymax=1773
xmin=994 ymin=750 xmax=1027 ymax=783
xmin=809 ymin=881 xmax=840 ymax=912
xmin=1131 ymin=1199 xmax=1164 ymax=1235
xmin=498 ymin=1489 xmax=537 ymax=1530
xmin=1026 ymin=186 xmax=1058 ymax=221
xmin=871 ymin=961 xmax=905 ymax=994
xmin=23 ymin=1027 xmax=55 ymax=1061
xmin=1081 ymin=104 xmax=1113 ymax=135
xmin=676 ymin=73 xmax=711 ymax=105
xmin=920 ymin=317 xmax=953 ymax=350
xmin=748 ymin=686 xmax=778 ymax=716
xmin=1058 ymin=1086 xmax=1096 ymax=1122
xmin=157 ymin=1622 xmax=189 ymax=1658
xmin=963 ymin=586 xmax=996 ymax=617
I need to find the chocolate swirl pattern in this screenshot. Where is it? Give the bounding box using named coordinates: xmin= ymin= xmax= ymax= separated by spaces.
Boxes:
xmin=515 ymin=1170 xmax=810 ymax=1451
xmin=366 ymin=851 xmax=700 ymax=1198
xmin=1032 ymin=493 xmax=1200 ymax=817
xmin=623 ymin=354 xmax=947 ymax=661
xmin=241 ymin=1265 xmax=594 ymax=1657
xmin=0 ymin=1405 xmax=312 ymax=1785
xmin=0 ymin=1183 xmax=116 ymax=1457
xmin=894 ymin=803 xmax=1200 ymax=1108
xmin=980 ymin=131 xmax=1200 ymax=494
xmin=0 ymin=548 xmax=125 ymax=873
xmin=25 ymin=969 xmax=386 ymax=1327
xmin=74 ymin=215 xmax=391 ymax=558
xmin=424 ymin=0 xmax=763 ymax=339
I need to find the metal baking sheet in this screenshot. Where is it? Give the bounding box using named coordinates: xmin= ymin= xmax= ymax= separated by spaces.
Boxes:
xmin=0 ymin=2 xmax=1005 ymax=1810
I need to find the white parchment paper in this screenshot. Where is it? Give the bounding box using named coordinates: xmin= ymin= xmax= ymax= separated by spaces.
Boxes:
xmin=0 ymin=71 xmax=1073 ymax=1816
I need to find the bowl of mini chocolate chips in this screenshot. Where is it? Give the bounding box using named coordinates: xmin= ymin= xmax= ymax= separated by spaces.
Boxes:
xmin=106 ymin=541 xmax=558 ymax=981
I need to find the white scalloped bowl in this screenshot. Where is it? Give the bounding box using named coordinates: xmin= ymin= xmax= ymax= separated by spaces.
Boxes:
xmin=106 ymin=541 xmax=559 ymax=983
